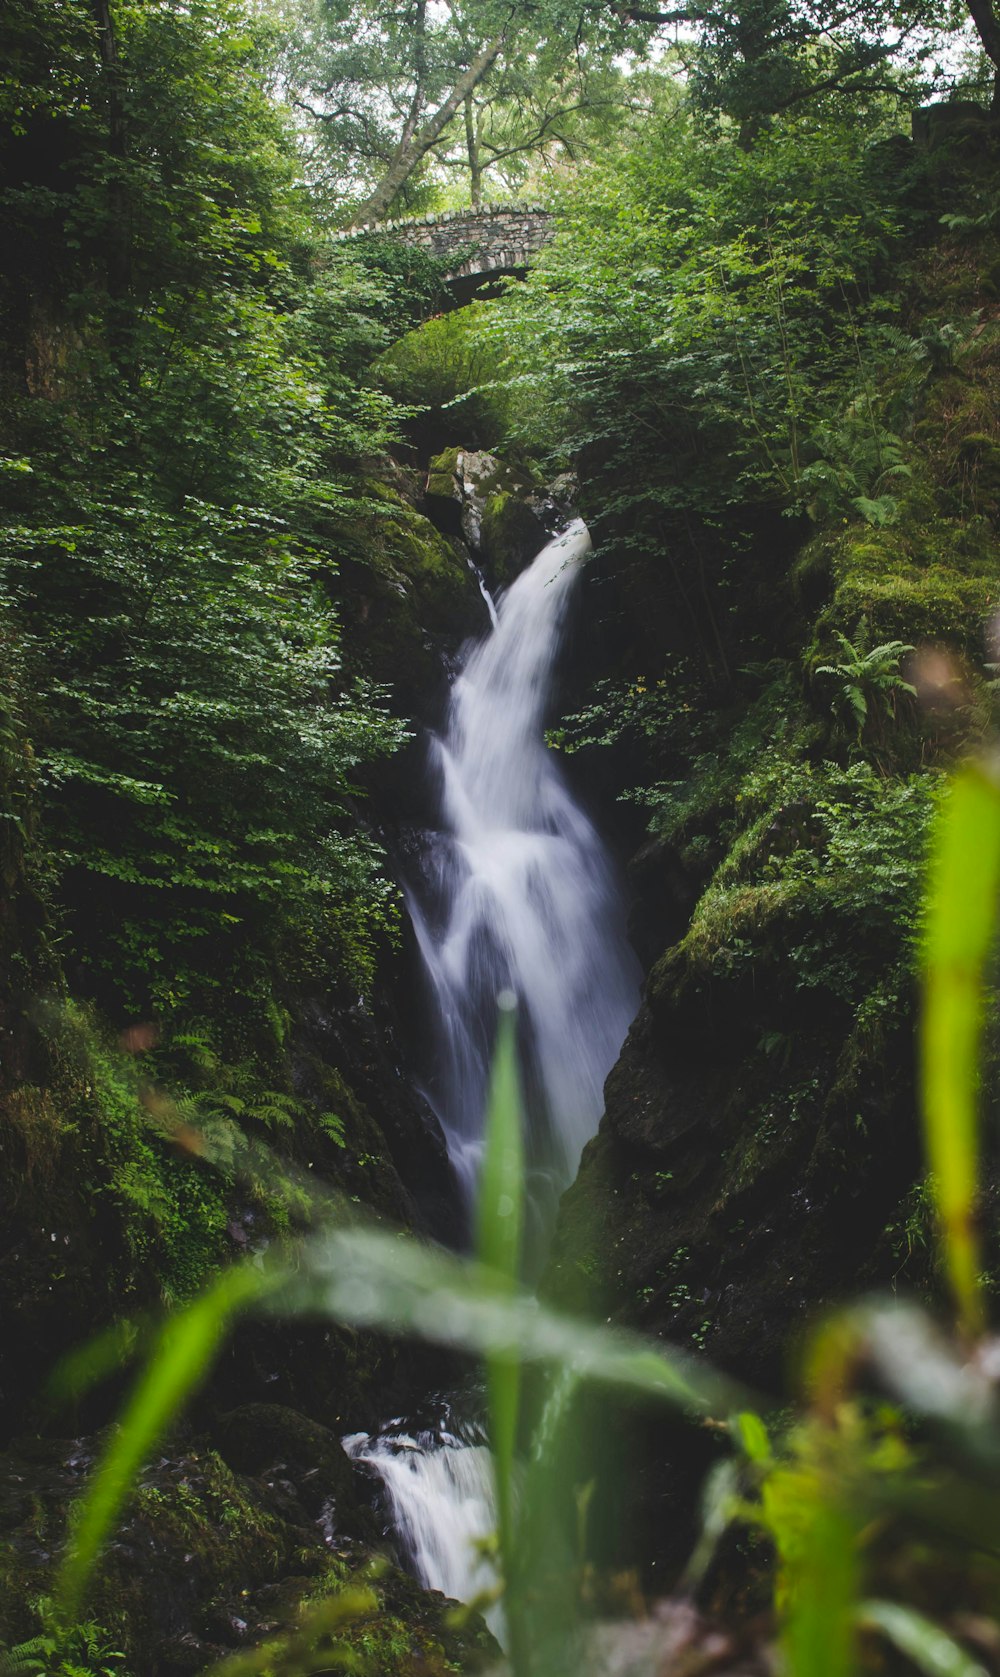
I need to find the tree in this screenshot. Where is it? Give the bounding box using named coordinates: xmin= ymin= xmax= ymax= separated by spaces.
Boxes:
xmin=610 ymin=0 xmax=980 ymax=132
xmin=434 ymin=42 xmax=642 ymax=204
xmin=0 ymin=0 xmax=411 ymax=1016
xmin=277 ymin=0 xmax=645 ymax=222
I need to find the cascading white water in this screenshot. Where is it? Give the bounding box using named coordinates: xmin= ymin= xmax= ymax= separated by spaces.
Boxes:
xmin=345 ymin=521 xmax=641 ymax=1640
xmin=343 ymin=1424 xmax=503 ymax=1641
xmin=408 ymin=519 xmax=642 ymax=1222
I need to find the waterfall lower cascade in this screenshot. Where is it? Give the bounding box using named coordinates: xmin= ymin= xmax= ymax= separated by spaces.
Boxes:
xmin=345 ymin=520 xmax=641 ymax=1643
xmin=344 ymin=1421 xmax=503 ymax=1640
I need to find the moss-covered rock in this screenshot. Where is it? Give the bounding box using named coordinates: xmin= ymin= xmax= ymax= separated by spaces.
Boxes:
xmin=333 ymin=481 xmax=485 ymax=710
xmin=807 ymin=509 xmax=1000 ymax=653
xmin=424 ymin=448 xmax=539 ymax=554
xmin=211 ymin=1401 xmax=378 ymax=1539
xmin=478 ymin=490 xmax=548 ymax=590
xmin=0 ymin=1430 xmax=498 ymax=1675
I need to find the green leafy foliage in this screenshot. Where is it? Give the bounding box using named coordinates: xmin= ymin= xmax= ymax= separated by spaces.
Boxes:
xmin=814 ymin=623 xmax=917 ymax=741
xmin=0 ymin=0 xmax=415 ymax=1027
xmin=920 ymin=758 xmax=1000 ymax=1335
xmin=487 ymin=103 xmax=909 ymax=529
xmin=372 ymin=302 xmax=515 ymax=449
xmin=0 ymin=1609 xmax=125 ymax=1677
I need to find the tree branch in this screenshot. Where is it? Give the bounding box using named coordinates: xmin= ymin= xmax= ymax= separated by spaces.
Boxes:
xmin=347 ymin=33 xmax=506 ymax=225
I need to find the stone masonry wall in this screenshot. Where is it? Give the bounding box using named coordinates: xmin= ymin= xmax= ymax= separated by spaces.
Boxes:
xmin=336 ymin=204 xmax=554 ymax=280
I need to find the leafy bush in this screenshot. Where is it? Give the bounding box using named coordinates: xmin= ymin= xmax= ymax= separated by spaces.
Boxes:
xmin=371 ymin=301 xmax=516 ymax=449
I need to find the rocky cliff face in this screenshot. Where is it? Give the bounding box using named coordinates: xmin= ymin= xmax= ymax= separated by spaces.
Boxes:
xmin=539 ymin=256 xmax=1000 ymax=1574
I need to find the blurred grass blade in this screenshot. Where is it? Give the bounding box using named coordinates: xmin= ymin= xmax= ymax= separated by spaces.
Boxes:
xmin=805 ymin=1301 xmax=1000 ymax=1473
xmin=58 ymin=1262 xmax=280 ymax=1618
xmin=682 ymin=1457 xmax=741 ymax=1590
xmin=734 ymin=1410 xmax=772 ymax=1463
xmin=783 ymin=1499 xmax=858 ymax=1677
xmin=47 ymin=1316 xmax=149 ymax=1408
xmin=517 ymin=1367 xmax=585 ymax=1674
xmin=292 ymin=1223 xmax=753 ymax=1416
xmin=476 ymin=997 xmax=526 ymax=1671
xmin=921 ymin=758 xmax=1000 ymax=1337
xmin=205 ymin=1585 xmax=378 ymax=1676
xmin=860 ymin=1601 xmax=990 ymax=1677
xmin=476 ymin=995 xmax=523 ymax=1286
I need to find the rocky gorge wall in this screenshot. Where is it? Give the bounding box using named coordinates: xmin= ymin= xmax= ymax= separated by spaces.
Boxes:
xmin=0 ymin=436 xmax=581 ymax=1672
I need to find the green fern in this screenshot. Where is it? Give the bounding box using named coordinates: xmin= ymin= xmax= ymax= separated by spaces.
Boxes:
xmin=317 ymin=1112 xmax=347 ymax=1147
xmin=815 ymin=624 xmax=916 ymax=741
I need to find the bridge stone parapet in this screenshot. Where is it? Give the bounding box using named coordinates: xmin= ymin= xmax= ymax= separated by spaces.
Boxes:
xmin=335 ymin=203 xmax=554 ymax=289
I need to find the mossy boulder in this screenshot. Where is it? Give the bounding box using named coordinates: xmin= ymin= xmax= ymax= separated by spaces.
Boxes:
xmin=479 ymin=490 xmax=548 ymax=590
xmin=0 ymin=1430 xmax=498 ymax=1675
xmin=333 ymin=481 xmax=485 ymax=710
xmin=211 ymin=1401 xmax=377 ymax=1540
xmin=424 ymin=447 xmax=539 ymax=552
xmin=806 ymin=508 xmax=1000 ymax=654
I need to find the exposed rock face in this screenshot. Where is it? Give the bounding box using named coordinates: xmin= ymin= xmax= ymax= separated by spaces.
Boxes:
xmin=333 ymin=476 xmax=487 ymax=715
xmin=424 ymin=447 xmax=521 ymax=550
xmin=540 ymin=887 xmax=922 ymax=1577
xmin=548 ymin=942 xmax=918 ymax=1379
xmin=0 ymin=1424 xmax=498 ymax=1675
xmin=423 ymin=447 xmax=577 ymax=590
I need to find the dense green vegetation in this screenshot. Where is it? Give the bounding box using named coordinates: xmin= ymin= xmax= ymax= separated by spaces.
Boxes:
xmin=0 ymin=0 xmax=470 ymax=1334
xmin=7 ymin=0 xmax=1000 ymax=1671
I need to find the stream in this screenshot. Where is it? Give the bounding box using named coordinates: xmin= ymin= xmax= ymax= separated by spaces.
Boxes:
xmin=343 ymin=520 xmax=641 ymax=1639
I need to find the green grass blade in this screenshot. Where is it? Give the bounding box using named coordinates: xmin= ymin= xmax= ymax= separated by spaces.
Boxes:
xmin=475 ymin=998 xmax=526 ymax=1672
xmin=860 ymin=1601 xmax=990 ymax=1677
xmin=783 ymin=1500 xmax=858 ymax=1677
xmin=289 ymin=1223 xmax=752 ymax=1417
xmin=57 ymin=1262 xmax=281 ymax=1618
xmin=476 ymin=996 xmax=524 ymax=1287
xmin=921 ymin=758 xmax=1000 ymax=1336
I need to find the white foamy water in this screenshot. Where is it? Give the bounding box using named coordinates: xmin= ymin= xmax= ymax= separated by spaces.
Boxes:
xmin=409 ymin=520 xmax=641 ymax=1217
xmin=346 ymin=523 xmax=641 ymax=1641
xmin=344 ymin=1425 xmax=503 ymax=1640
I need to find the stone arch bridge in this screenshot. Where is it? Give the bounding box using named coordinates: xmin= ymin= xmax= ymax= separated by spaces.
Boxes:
xmin=336 ymin=203 xmax=554 ymax=302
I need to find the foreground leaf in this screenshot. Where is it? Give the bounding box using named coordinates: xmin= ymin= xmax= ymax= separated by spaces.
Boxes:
xmin=921 ymin=758 xmax=1000 ymax=1336
xmin=860 ymin=1600 xmax=990 ymax=1677
xmin=475 ymin=999 xmax=525 ymax=1668
xmin=58 ymin=1263 xmax=280 ymax=1617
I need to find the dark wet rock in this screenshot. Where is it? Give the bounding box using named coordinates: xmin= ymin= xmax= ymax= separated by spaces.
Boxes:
xmin=545 ymin=873 xmax=920 ymax=1574
xmin=292 ymin=992 xmax=462 ymax=1248
xmin=0 ymin=1429 xmax=497 ymax=1675
xmin=210 ymin=1401 xmax=380 ymax=1545
xmin=332 ymin=478 xmax=487 ymax=715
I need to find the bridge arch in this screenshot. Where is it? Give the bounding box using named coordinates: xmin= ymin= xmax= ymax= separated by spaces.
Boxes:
xmin=336 ymin=203 xmax=554 ymax=302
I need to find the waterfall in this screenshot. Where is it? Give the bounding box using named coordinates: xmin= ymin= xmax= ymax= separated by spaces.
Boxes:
xmin=344 ymin=1422 xmax=504 ymax=1642
xmin=408 ymin=519 xmax=641 ymax=1225
xmin=345 ymin=520 xmax=641 ymax=1639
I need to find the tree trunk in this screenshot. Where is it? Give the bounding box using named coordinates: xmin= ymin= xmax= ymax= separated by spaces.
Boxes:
xmin=347 ymin=34 xmax=504 ymax=226
xmin=464 ymin=95 xmax=483 ymax=206
xmin=91 ymin=0 xmax=132 ymax=304
xmin=964 ymin=0 xmax=1000 ymax=108
xmin=396 ymin=0 xmax=428 ymax=156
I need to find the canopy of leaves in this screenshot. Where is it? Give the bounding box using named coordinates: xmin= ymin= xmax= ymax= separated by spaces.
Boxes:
xmin=0 ymin=0 xmax=423 ymax=1018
